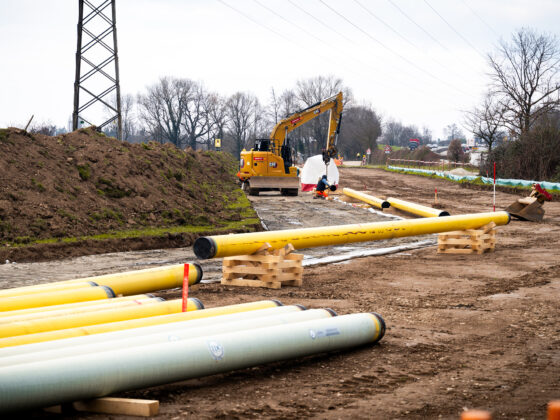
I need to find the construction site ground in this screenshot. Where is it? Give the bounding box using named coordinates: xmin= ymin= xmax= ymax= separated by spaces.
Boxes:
xmin=3 ymin=167 xmax=559 ymax=419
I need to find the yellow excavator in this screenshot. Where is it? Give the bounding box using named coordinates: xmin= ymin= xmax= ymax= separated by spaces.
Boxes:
xmin=237 ymin=92 xmax=343 ymax=196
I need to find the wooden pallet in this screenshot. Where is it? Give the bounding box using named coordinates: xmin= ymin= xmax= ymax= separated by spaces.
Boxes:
xmin=222 ymin=243 xmax=303 ymax=289
xmin=437 ymin=222 xmax=496 ymax=254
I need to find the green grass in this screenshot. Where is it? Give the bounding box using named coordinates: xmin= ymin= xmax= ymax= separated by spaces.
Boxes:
xmin=3 ymin=218 xmax=261 ymax=248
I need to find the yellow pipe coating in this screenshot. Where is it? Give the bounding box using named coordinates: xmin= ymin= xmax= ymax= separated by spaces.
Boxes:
xmin=0 ymin=297 xmax=160 ymax=325
xmin=0 ymin=285 xmax=115 ymax=312
xmin=194 ymin=211 xmax=510 ymax=259
xmin=386 ymin=197 xmax=449 ymax=218
xmin=342 ymin=188 xmax=390 ymax=209
xmin=0 ymin=294 xmax=154 ymax=319
xmin=0 ymin=300 xmax=281 ymax=348
xmin=0 ymin=263 xmax=202 ymax=298
xmin=0 ymin=298 xmax=202 ymax=338
xmin=0 ymin=281 xmax=98 ymax=299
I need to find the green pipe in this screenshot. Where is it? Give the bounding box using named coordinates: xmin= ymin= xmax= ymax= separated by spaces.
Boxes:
xmin=0 ymin=312 xmax=384 ymax=412
xmin=0 ymin=307 xmax=334 ymax=367
xmin=0 ymin=305 xmax=299 ymax=358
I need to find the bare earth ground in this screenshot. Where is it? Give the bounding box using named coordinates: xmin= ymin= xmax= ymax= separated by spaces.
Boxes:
xmin=3 ymin=167 xmax=559 ymax=419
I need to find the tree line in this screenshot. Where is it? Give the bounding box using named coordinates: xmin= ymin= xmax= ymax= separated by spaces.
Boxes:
xmin=108 ymin=75 xmax=384 ymax=162
xmin=466 ymin=28 xmax=560 ymax=181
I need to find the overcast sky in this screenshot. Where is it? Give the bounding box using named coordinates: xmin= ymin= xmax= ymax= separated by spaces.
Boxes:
xmin=1 ymin=0 xmax=559 ymax=139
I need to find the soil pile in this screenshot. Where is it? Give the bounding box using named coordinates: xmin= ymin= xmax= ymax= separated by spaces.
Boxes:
xmin=371 ymin=146 xmax=442 ymax=164
xmin=0 ymin=127 xmax=257 ymax=260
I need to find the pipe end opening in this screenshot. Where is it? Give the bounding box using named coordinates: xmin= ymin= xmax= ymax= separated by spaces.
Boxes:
xmin=381 ymin=201 xmax=390 ymax=209
xmin=190 ymin=297 xmax=205 ymax=310
xmin=370 ymin=312 xmax=386 ymax=343
xmin=193 ymin=237 xmax=217 ymax=259
xmin=192 ymin=263 xmax=203 ymax=284
xmin=439 ymin=211 xmax=450 ymax=217
xmin=324 ymin=308 xmax=338 ymax=317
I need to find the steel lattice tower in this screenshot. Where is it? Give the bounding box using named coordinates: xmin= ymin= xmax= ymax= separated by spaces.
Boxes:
xmin=72 ymin=0 xmax=122 ymax=140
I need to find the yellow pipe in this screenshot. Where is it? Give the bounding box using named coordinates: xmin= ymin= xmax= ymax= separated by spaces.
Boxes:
xmin=0 ymin=298 xmax=203 ymax=338
xmin=0 ymin=297 xmax=161 ymax=325
xmin=194 ymin=211 xmax=510 ymax=259
xmin=343 ymin=188 xmax=390 ymax=209
xmin=0 ymin=263 xmax=202 ymax=298
xmin=0 ymin=294 xmax=154 ymax=319
xmin=0 ymin=300 xmax=281 ymax=348
xmin=0 ymin=281 xmax=99 ymax=299
xmin=386 ymin=197 xmax=449 ymax=217
xmin=0 ymin=285 xmax=115 ymax=312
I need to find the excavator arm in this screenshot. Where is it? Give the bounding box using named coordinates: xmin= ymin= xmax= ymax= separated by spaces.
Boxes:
xmin=270 ymin=92 xmax=343 ymax=164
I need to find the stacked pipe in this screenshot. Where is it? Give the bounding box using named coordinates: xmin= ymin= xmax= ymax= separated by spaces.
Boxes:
xmin=0 ymin=262 xmax=387 ymax=413
xmin=0 ymin=301 xmax=386 ymax=412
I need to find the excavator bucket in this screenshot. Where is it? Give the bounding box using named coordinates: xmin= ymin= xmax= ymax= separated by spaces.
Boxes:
xmin=244 ymin=176 xmax=300 ymax=196
xmin=505 ymin=198 xmax=545 ymax=222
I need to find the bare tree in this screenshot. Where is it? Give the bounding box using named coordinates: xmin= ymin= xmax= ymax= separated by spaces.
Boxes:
xmin=278 ymin=89 xmax=298 ymax=118
xmin=338 ymin=104 xmax=382 ymax=158
xmin=180 ymin=80 xmax=212 ymax=150
xmin=226 ymin=92 xmax=258 ymax=157
xmin=295 ymin=76 xmax=353 ymax=156
xmin=420 ymin=126 xmax=433 ymax=144
xmin=444 ymin=123 xmax=465 ymax=142
xmin=206 ymin=93 xmax=228 ymax=148
xmin=120 ymin=93 xmax=135 ymax=141
xmin=464 ymin=94 xmax=506 ymax=152
xmin=488 ymin=28 xmax=560 ymax=135
xmin=137 ymin=77 xmax=187 ymax=147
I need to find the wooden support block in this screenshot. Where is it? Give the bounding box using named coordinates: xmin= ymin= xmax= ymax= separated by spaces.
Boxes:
xmin=222 ymin=243 xmax=303 ymax=289
xmin=73 ymin=397 xmax=159 ymax=417
xmin=44 ymin=398 xmax=159 ymax=417
xmin=437 ymin=226 xmax=496 ymax=255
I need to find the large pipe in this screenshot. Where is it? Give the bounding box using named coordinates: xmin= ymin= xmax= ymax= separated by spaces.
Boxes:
xmin=0 ymin=297 xmax=160 ymax=325
xmin=0 ymin=298 xmax=203 ymax=339
xmin=0 ymin=285 xmax=116 ymax=312
xmin=0 ymin=300 xmax=282 ymax=348
xmin=0 ymin=308 xmax=335 ymax=367
xmin=343 ymin=188 xmax=390 ymax=209
xmin=0 ymin=294 xmax=157 ymax=319
xmin=0 ymin=305 xmax=302 ymax=358
xmin=0 ymin=263 xmax=203 ymax=298
xmin=386 ymin=196 xmax=449 ymax=217
xmin=0 ymin=281 xmax=99 ymax=299
xmin=194 ymin=211 xmax=510 ymax=259
xmin=0 ymin=312 xmax=384 ymax=412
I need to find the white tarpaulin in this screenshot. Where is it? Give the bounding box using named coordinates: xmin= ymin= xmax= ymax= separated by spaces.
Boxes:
xmin=300 ymin=155 xmax=339 ymax=192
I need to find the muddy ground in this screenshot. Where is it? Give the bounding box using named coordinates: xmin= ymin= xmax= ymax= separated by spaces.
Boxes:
xmin=4 ymin=167 xmax=559 ymax=419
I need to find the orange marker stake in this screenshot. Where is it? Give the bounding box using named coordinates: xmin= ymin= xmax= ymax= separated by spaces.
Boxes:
xmin=461 ymin=410 xmax=491 ymax=420
xmin=181 ymin=263 xmax=189 ymax=312
xmin=435 ymin=188 xmax=438 ymax=205
xmin=549 ymin=401 xmax=560 ymax=420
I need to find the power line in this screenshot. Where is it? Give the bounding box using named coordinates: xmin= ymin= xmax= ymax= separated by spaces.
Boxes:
xmin=223 ymin=0 xmax=444 ymax=100
xmin=458 ymin=0 xmax=500 ymax=39
xmin=216 ymin=0 xmax=423 ymax=97
xmin=317 ymin=0 xmax=474 ymax=97
xmin=386 ymin=0 xmax=451 ymax=53
xmin=353 ymin=0 xmax=469 ymax=79
xmin=423 ymin=0 xmax=487 ymax=60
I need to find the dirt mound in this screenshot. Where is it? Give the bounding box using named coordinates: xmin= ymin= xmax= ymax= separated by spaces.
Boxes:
xmin=0 ymin=127 xmax=257 ymax=257
xmin=371 ymin=146 xmax=442 ymax=164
